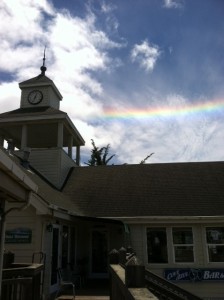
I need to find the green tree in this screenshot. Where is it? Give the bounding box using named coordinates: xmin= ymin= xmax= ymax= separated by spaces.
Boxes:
xmin=85 ymin=139 xmax=154 ymax=166
xmin=85 ymin=139 xmax=115 ymax=166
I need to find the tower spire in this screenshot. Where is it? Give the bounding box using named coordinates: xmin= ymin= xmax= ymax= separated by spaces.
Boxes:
xmin=40 ymin=46 xmax=47 ymax=75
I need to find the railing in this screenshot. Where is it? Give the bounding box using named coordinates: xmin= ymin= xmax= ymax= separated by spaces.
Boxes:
xmin=2 ymin=263 xmax=43 ymax=300
xmin=109 ymin=247 xmax=203 ymax=300
xmin=110 ymin=264 xmax=157 ymax=300
xmin=145 ymin=269 xmax=202 ymax=300
xmin=2 ymin=277 xmax=33 ymax=300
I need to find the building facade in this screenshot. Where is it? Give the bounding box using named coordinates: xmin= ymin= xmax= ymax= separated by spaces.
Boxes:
xmin=0 ymin=64 xmax=224 ymax=299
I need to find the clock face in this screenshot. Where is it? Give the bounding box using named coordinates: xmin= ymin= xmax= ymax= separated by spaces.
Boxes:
xmin=28 ymin=90 xmax=43 ymax=105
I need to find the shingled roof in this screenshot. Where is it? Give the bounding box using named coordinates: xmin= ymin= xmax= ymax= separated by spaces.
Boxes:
xmin=19 ymin=74 xmax=53 ymax=85
xmin=0 ymin=106 xmax=66 ymax=119
xmin=3 ymin=144 xmax=224 ymax=219
xmin=63 ymin=162 xmax=224 ymax=218
xmin=27 ymin=168 xmax=83 ymax=216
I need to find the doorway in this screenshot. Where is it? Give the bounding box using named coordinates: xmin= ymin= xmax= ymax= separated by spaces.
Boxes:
xmin=91 ymin=229 xmax=108 ymax=278
xmin=61 ymin=225 xmax=69 ymax=268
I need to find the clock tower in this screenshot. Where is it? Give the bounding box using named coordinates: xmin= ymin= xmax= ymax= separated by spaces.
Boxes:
xmin=0 ymin=58 xmax=85 ymax=189
xmin=19 ymin=55 xmax=62 ymax=109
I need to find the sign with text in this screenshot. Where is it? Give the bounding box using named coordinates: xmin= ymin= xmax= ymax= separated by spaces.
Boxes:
xmin=164 ymin=269 xmax=224 ymax=281
xmin=5 ymin=228 xmax=32 ymax=244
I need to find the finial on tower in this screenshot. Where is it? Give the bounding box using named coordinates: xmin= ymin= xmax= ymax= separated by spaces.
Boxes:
xmin=40 ymin=46 xmax=47 ymax=75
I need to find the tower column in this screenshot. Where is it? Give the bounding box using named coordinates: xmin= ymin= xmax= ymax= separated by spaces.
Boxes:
xmin=57 ymin=122 xmax=63 ymax=148
xmin=76 ymin=146 xmax=80 ymax=166
xmin=68 ymin=136 xmax=73 ymax=158
xmin=21 ymin=125 xmax=27 ymax=149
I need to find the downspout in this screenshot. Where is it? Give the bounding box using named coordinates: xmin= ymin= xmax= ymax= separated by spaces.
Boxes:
xmin=2 ymin=192 xmax=32 ymax=217
xmin=0 ymin=192 xmax=32 ymax=300
xmin=0 ymin=199 xmax=5 ymax=300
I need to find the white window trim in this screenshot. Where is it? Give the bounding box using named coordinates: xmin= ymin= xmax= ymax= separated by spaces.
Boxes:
xmin=172 ymin=227 xmax=195 ymax=264
xmin=205 ymin=226 xmax=224 ymax=264
xmin=146 ymin=226 xmax=169 ymax=265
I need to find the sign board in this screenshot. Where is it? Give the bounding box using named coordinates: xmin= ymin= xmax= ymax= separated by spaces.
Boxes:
xmin=164 ymin=268 xmax=224 ymax=281
xmin=5 ymin=228 xmax=32 ymax=244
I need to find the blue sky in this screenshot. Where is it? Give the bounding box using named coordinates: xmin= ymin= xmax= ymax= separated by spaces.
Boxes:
xmin=0 ymin=0 xmax=224 ymax=164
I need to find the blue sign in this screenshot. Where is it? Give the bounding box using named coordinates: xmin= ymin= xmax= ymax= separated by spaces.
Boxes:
xmin=164 ymin=269 xmax=224 ymax=281
xmin=5 ymin=228 xmax=32 ymax=244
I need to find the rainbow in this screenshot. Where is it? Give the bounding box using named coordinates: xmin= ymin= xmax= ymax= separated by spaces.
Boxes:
xmin=103 ymin=99 xmax=224 ymax=120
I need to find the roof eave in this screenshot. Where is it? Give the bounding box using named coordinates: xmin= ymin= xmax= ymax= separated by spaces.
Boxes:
xmin=102 ymin=215 xmax=224 ymax=224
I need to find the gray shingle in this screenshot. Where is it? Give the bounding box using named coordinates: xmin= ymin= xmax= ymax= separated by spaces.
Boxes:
xmin=63 ymin=162 xmax=224 ymax=217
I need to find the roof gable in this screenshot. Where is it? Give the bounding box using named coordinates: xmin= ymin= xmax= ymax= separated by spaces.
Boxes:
xmin=19 ymin=74 xmax=53 ymax=85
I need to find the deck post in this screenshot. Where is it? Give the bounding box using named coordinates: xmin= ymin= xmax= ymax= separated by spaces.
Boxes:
xmin=125 ymin=256 xmax=145 ymax=288
xmin=109 ymin=249 xmax=119 ymax=264
xmin=119 ymin=247 xmax=127 ymax=266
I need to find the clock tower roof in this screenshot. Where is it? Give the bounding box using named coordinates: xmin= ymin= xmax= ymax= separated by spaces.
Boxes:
xmin=19 ymin=73 xmax=53 ymax=85
xmin=19 ymin=73 xmax=63 ymax=101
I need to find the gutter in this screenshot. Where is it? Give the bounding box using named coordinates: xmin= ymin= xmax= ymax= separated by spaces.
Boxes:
xmin=2 ymin=191 xmax=33 ymax=218
xmin=103 ymin=215 xmax=224 ymax=224
xmin=0 ymin=148 xmax=38 ymax=193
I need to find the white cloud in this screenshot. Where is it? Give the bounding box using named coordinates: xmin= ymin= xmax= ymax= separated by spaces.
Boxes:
xmin=163 ymin=0 xmax=184 ymax=9
xmin=0 ymin=82 xmax=19 ymax=112
xmin=100 ymin=1 xmax=116 ymax=13
xmin=0 ymin=0 xmax=123 ymax=117
xmin=0 ymin=0 xmax=223 ymax=166
xmin=0 ymin=0 xmax=53 ymax=44
xmin=131 ymin=40 xmax=160 ymax=72
xmin=89 ymin=94 xmax=224 ymax=165
xmin=0 ymin=0 xmax=53 ymax=73
xmin=0 ymin=0 xmax=127 ymax=164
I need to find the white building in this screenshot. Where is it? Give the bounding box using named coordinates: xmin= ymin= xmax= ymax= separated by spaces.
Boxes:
xmin=0 ymin=64 xmax=224 ymax=299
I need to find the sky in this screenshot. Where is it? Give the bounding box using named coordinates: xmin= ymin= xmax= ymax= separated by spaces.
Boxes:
xmin=0 ymin=0 xmax=224 ymax=165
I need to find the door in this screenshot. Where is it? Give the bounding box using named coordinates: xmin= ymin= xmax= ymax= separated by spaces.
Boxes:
xmin=91 ymin=229 xmax=108 ymax=278
xmin=61 ymin=225 xmax=69 ymax=268
xmin=69 ymin=227 xmax=76 ymax=268
xmin=50 ymin=225 xmax=61 ymax=293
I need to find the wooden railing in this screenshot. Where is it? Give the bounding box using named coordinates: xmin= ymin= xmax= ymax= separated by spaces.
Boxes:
xmin=2 ymin=277 xmax=33 ymax=300
xmin=109 ymin=248 xmax=203 ymax=300
xmin=2 ymin=263 xmax=43 ymax=300
xmin=145 ymin=269 xmax=202 ymax=300
xmin=110 ymin=264 xmax=157 ymax=300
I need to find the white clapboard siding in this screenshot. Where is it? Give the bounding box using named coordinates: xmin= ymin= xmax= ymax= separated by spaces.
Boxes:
xmin=4 ymin=204 xmax=43 ymax=263
xmin=29 ymin=148 xmax=75 ymax=188
xmin=129 ymin=222 xmax=224 ymax=299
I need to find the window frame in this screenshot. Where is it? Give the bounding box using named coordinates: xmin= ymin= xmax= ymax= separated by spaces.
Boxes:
xmin=205 ymin=226 xmax=224 ymax=263
xmin=172 ymin=227 xmax=195 ymax=264
xmin=146 ymin=227 xmax=168 ymax=264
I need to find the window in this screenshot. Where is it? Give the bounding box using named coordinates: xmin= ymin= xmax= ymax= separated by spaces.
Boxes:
xmin=206 ymin=227 xmax=224 ymax=262
xmin=147 ymin=228 xmax=168 ymax=263
xmin=172 ymin=227 xmax=194 ymax=263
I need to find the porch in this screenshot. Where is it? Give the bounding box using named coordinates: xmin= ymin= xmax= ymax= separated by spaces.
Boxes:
xmin=1 ymin=248 xmax=203 ymax=300
xmin=53 ymin=279 xmax=110 ymax=300
xmin=2 ymin=263 xmax=110 ymax=300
